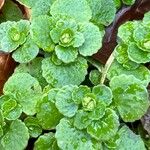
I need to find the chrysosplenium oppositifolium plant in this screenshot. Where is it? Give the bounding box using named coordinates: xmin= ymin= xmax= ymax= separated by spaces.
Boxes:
xmin=0 ymin=0 xmax=150 ymax=149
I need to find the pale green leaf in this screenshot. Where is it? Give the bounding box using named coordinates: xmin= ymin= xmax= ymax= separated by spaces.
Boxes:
xmin=87 ymin=0 xmax=116 ymax=26
xmin=1 ymin=120 xmax=29 ymax=150
xmin=30 ymin=15 xmax=55 ymax=52
xmin=12 ymin=36 xmax=39 ymax=63
xmin=73 ymin=110 xmax=92 ymax=130
xmin=55 ymin=118 xmax=101 ymax=150
xmin=107 ymin=60 xmax=150 ymax=86
xmin=87 ymin=108 xmax=119 ymax=141
xmin=116 ymin=126 xmax=146 ymax=150
xmin=55 ymin=45 xmax=78 ymax=63
xmin=31 ymin=0 xmax=53 ymax=18
xmin=42 ymin=56 xmax=88 ymax=87
xmin=115 ymin=43 xmax=139 ymax=70
xmin=92 ymin=85 xmax=112 ymax=106
xmin=50 ymin=0 xmax=92 ymax=22
xmin=118 ymin=21 xmax=138 ymax=44
xmin=79 ymin=23 xmax=104 ymax=56
xmin=3 ymin=73 xmax=42 ymax=115
xmin=110 ymin=74 xmax=149 ymax=122
xmin=72 ymin=85 xmax=91 ymax=104
xmin=127 ymin=43 xmax=150 ymax=63
xmin=14 ymin=57 xmax=47 ymax=88
xmin=55 ymin=85 xmax=78 ymax=117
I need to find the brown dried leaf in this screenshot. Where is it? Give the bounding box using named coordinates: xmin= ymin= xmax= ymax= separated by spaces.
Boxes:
xmin=0 ymin=0 xmax=5 ymax=10
xmin=0 ymin=52 xmax=16 ymax=95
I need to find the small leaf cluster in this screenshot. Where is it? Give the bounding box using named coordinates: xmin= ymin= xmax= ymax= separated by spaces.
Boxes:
xmin=116 ymin=12 xmax=150 ymax=68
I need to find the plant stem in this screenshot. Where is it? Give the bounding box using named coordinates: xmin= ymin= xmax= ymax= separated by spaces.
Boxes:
xmin=100 ymin=51 xmax=115 ymax=84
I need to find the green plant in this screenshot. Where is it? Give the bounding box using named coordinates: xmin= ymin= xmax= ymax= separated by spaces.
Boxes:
xmin=0 ymin=0 xmax=150 ymax=149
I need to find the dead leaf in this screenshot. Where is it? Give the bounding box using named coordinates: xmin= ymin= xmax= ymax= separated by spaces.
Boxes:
xmin=0 ymin=52 xmax=16 ymax=95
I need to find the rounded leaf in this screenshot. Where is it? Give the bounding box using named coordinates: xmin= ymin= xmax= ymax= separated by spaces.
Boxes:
xmin=73 ymin=110 xmax=92 ymax=130
xmin=55 ymin=118 xmax=100 ymax=150
xmin=34 ymin=133 xmax=58 ymax=150
xmin=30 ymin=15 xmax=55 ymax=52
xmin=107 ymin=60 xmax=150 ymax=86
xmin=110 ymin=74 xmax=149 ymax=122
xmin=24 ymin=116 xmax=42 ymax=138
xmin=36 ymin=96 xmax=62 ymax=130
xmin=92 ymin=85 xmax=112 ymax=106
xmin=72 ymin=85 xmax=91 ymax=104
xmin=55 ymin=45 xmax=78 ymax=63
xmin=87 ymin=109 xmax=119 ymax=141
xmin=12 ymin=36 xmax=39 ymax=63
xmin=3 ymin=73 xmax=42 ymax=115
xmin=55 ymin=85 xmax=78 ymax=117
xmin=79 ymin=23 xmax=104 ymax=56
xmin=127 ymin=43 xmax=150 ymax=63
xmin=1 ymin=120 xmax=29 ymax=150
xmin=50 ymin=0 xmax=92 ymax=22
xmin=42 ymin=56 xmax=88 ymax=87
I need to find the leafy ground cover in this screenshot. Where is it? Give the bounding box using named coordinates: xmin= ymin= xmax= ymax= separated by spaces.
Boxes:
xmin=0 ymin=0 xmax=150 ymax=149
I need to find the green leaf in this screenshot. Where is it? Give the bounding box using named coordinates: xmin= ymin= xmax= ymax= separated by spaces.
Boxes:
xmin=87 ymin=0 xmax=116 ymax=26
xmin=16 ymin=0 xmax=36 ymax=8
xmin=143 ymin=11 xmax=150 ymax=26
xmin=110 ymin=74 xmax=149 ymax=122
xmin=118 ymin=21 xmax=137 ymax=44
xmin=0 ymin=110 xmax=4 ymax=127
xmin=12 ymin=36 xmax=39 ymax=63
xmin=55 ymin=85 xmax=78 ymax=117
xmin=73 ymin=110 xmax=92 ymax=130
xmin=55 ymin=118 xmax=101 ymax=150
xmin=50 ymin=0 xmax=92 ymax=22
xmin=73 ymin=32 xmax=85 ymax=47
xmin=1 ymin=120 xmax=29 ymax=150
xmin=127 ymin=43 xmax=150 ymax=63
xmin=88 ymin=100 xmax=106 ymax=120
xmin=42 ymin=56 xmax=88 ymax=87
xmin=36 ymin=96 xmax=62 ymax=130
xmin=107 ymin=60 xmax=150 ymax=86
xmin=92 ymin=85 xmax=112 ymax=106
xmin=14 ymin=57 xmax=47 ymax=88
xmin=0 ymin=0 xmax=23 ymax=22
xmin=30 ymin=15 xmax=55 ymax=52
xmin=79 ymin=23 xmax=104 ymax=56
xmin=113 ymin=0 xmax=121 ymax=8
xmin=48 ymin=88 xmax=59 ymax=103
xmin=31 ymin=0 xmax=54 ymax=18
xmin=72 ymin=85 xmax=91 ymax=104
xmin=34 ymin=133 xmax=58 ymax=150
xmin=3 ymin=73 xmax=42 ymax=115
xmin=89 ymin=70 xmax=101 ymax=85
xmin=116 ymin=126 xmax=146 ymax=150
xmin=1 ymin=20 xmax=30 ymax=52
xmin=55 ymin=45 xmax=78 ymax=63
xmin=24 ymin=116 xmax=42 ymax=138
xmin=87 ymin=108 xmax=119 ymax=141
xmin=122 ymin=0 xmax=135 ymax=5
xmin=133 ymin=24 xmax=150 ymax=52
xmin=2 ymin=99 xmax=22 ymax=121
xmin=115 ymin=43 xmax=139 ymax=70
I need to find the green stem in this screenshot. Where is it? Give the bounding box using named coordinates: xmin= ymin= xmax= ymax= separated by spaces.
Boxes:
xmin=100 ymin=51 xmax=115 ymax=84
